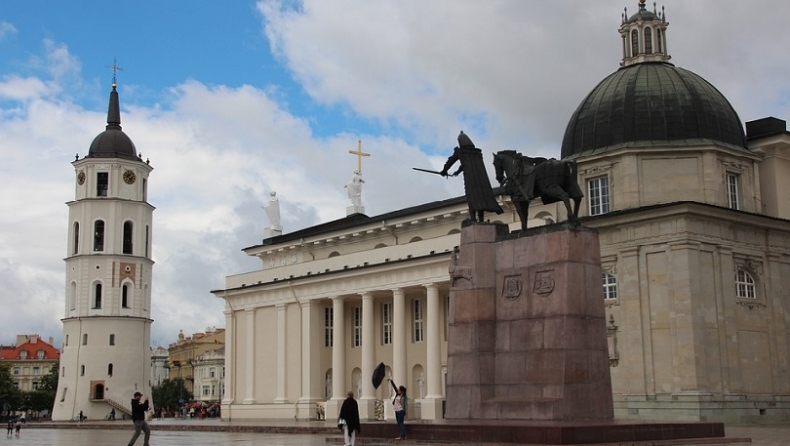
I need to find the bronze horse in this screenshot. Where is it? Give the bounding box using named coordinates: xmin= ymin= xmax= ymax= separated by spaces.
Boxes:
xmin=493 ymin=150 xmax=583 ymax=231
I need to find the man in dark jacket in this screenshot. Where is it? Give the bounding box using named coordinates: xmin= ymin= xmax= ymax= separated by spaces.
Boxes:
xmin=126 ymin=392 xmax=150 ymax=446
xmin=338 ymin=391 xmax=360 ymax=446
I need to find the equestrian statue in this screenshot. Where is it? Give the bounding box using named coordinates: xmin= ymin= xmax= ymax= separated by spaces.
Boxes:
xmin=493 ymin=150 xmax=583 ymax=231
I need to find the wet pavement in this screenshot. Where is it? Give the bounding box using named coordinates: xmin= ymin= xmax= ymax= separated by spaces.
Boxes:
xmin=6 ymin=418 xmax=789 ymax=445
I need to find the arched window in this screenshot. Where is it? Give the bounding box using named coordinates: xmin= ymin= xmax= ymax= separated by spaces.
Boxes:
xmin=122 ymin=284 xmax=130 ymax=308
xmin=109 ymin=334 xmax=115 ymax=346
xmin=93 ymin=283 xmax=102 ymax=309
xmin=108 ymin=363 xmax=113 ymax=377
xmin=602 ymin=273 xmax=618 ymax=300
xmin=123 ymin=221 xmax=133 ymax=254
xmin=409 ymin=236 xmax=423 ymax=243
xmin=657 ymin=28 xmax=663 ymax=53
xmin=644 ymin=27 xmax=653 ymax=53
xmin=374 ymin=243 xmax=388 ymax=249
xmin=93 ymin=220 xmax=105 ymax=251
xmin=735 ymin=269 xmax=756 ymax=299
xmin=73 ymin=222 xmax=80 ymax=255
xmin=328 ymin=251 xmax=340 ymax=258
xmin=631 ymin=29 xmax=639 ymax=56
xmin=82 ymin=334 xmax=88 ymax=345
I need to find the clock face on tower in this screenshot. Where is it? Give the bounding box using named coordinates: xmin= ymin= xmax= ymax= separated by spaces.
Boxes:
xmin=123 ymin=170 xmax=136 ymax=184
xmin=77 ymin=171 xmax=85 ymax=185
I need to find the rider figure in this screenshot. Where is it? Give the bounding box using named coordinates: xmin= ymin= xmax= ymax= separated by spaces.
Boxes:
xmin=440 ymin=131 xmax=503 ymax=223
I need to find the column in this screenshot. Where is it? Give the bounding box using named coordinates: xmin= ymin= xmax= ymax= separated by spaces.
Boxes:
xmin=359 ymin=292 xmax=376 ymax=420
xmin=243 ymin=308 xmax=255 ymax=404
xmin=275 ymin=303 xmax=287 ymax=403
xmin=298 ymin=300 xmax=320 ymax=409
xmin=390 ymin=288 xmax=407 ymax=421
xmin=324 ymin=296 xmax=345 ymax=420
xmin=221 ymin=308 xmax=234 ymax=409
xmin=421 ymin=283 xmax=444 ymax=419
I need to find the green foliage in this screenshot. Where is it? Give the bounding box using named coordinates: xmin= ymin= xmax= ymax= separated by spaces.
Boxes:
xmin=0 ymin=363 xmax=22 ymax=416
xmin=22 ymin=390 xmax=54 ymax=414
xmin=151 ymin=378 xmax=192 ymax=411
xmin=38 ymin=362 xmax=59 ymax=393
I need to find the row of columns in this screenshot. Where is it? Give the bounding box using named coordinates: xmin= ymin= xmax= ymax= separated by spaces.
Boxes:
xmin=329 ymin=284 xmax=443 ymax=419
xmin=225 ymin=283 xmax=446 ymax=420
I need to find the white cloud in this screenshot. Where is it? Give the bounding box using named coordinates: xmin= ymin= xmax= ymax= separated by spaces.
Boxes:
xmin=0 ymin=21 xmax=16 ymax=40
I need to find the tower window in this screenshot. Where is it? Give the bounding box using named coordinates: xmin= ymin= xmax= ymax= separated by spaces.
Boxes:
xmin=108 ymin=363 xmax=113 ymax=376
xmin=70 ymin=282 xmax=77 ymax=311
xmin=96 ymin=172 xmax=108 ymax=197
xmin=603 ymin=273 xmax=618 ymax=300
xmin=73 ymin=222 xmax=80 ymax=255
xmin=122 ymin=284 xmax=130 ymax=308
xmin=93 ymin=283 xmax=102 ymax=309
xmin=726 ymin=173 xmax=740 ymax=210
xmin=145 ymin=226 xmax=150 ymax=257
xmin=82 ymin=334 xmax=88 ymax=345
xmin=657 ymin=28 xmax=663 ymax=53
xmin=644 ymin=27 xmax=653 ymax=53
xmin=94 ymin=220 xmax=105 ymax=252
xmin=123 ymin=221 xmax=133 ymax=254
xmin=80 ymin=365 xmax=85 ymax=376
xmin=631 ymin=29 xmax=639 ymax=56
xmin=588 ymin=176 xmax=611 ymax=216
xmin=109 ymin=334 xmax=115 ymax=346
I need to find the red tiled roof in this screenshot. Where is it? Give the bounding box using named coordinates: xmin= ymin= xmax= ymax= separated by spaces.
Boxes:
xmin=0 ymin=337 xmax=60 ymax=361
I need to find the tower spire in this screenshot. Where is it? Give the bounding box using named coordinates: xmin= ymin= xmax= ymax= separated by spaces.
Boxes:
xmin=105 ymin=59 xmax=123 ymax=131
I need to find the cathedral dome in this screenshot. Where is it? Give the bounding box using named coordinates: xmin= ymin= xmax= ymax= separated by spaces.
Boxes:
xmin=87 ymin=85 xmax=139 ymax=161
xmin=560 ymin=63 xmax=748 ymax=159
xmin=560 ymin=2 xmax=747 ymax=159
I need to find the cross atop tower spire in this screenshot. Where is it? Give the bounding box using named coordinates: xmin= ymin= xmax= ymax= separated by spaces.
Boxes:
xmin=107 ymin=58 xmax=124 ymax=88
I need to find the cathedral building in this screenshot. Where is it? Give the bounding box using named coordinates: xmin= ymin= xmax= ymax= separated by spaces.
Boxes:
xmin=52 ymin=80 xmax=155 ymax=421
xmin=214 ymin=1 xmax=790 ymax=423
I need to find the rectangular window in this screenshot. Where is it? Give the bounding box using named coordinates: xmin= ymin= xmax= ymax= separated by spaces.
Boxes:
xmin=12 ymin=367 xmax=19 ymax=375
xmin=413 ymin=299 xmax=424 ymax=343
xmin=602 ymin=273 xmax=618 ymax=300
xmin=352 ymin=306 xmax=362 ymax=348
xmin=32 ymin=382 xmax=39 ymax=390
xmin=382 ymin=303 xmax=392 ymax=345
xmin=97 ymin=172 xmax=108 ymax=197
xmin=324 ymin=307 xmax=333 ymax=348
xmin=33 ymin=367 xmax=40 ymax=376
xmin=588 ymin=176 xmax=611 ymax=216
xmin=726 ymin=173 xmax=740 ymax=210
xmin=210 ymin=367 xmax=216 ymax=378
xmin=202 ymin=385 xmax=210 ymax=396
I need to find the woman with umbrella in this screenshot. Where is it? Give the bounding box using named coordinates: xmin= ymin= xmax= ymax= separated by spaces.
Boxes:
xmin=389 ymin=379 xmax=407 ymax=440
xmin=338 ymin=391 xmax=360 ymax=446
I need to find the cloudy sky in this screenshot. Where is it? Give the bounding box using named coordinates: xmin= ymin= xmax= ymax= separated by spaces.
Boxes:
xmin=1 ymin=1 xmax=788 ymax=349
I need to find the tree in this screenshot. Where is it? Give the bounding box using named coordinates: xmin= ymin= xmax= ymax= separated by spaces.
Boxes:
xmin=22 ymin=362 xmax=58 ymax=416
xmin=151 ymin=378 xmax=192 ymax=412
xmin=0 ymin=363 xmax=22 ymax=418
xmin=39 ymin=363 xmax=59 ymax=393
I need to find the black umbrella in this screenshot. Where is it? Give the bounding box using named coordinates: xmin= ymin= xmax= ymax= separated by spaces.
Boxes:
xmin=372 ymin=362 xmax=386 ymax=389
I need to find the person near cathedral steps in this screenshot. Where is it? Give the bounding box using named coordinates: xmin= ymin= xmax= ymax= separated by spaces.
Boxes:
xmin=126 ymin=392 xmax=151 ymax=446
xmin=440 ymin=131 xmax=503 ymax=223
xmin=389 ymin=379 xmax=408 ymax=440
xmin=338 ymin=391 xmax=360 ymax=446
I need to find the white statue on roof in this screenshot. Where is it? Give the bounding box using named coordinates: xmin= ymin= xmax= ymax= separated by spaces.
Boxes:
xmin=263 ymin=191 xmax=282 ymax=238
xmin=345 ymin=170 xmax=365 ymax=215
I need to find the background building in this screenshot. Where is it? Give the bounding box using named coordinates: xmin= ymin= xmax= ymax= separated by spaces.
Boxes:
xmin=52 ymin=81 xmax=155 ymax=421
xmin=0 ymin=335 xmax=59 ymax=392
xmin=150 ymin=346 xmax=169 ymax=387
xmin=192 ymin=347 xmax=225 ymax=403
xmin=167 ymin=327 xmax=225 ymax=393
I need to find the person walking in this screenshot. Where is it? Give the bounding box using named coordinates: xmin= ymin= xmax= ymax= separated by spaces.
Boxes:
xmin=13 ymin=418 xmax=21 ymax=437
xmin=338 ymin=391 xmax=360 ymax=446
xmin=110 ymin=408 xmax=116 ymax=421
xmin=389 ymin=379 xmax=407 ymax=440
xmin=126 ymin=392 xmax=150 ymax=446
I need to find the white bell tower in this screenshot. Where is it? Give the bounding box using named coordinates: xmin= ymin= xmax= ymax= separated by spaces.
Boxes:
xmin=52 ymin=77 xmax=155 ymax=421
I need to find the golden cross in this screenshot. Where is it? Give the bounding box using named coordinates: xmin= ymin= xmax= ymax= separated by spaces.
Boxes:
xmin=348 ymin=140 xmax=370 ymax=173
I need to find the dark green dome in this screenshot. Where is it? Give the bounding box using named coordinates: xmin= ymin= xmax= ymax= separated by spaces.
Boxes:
xmin=561 ymin=62 xmax=748 ymax=159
